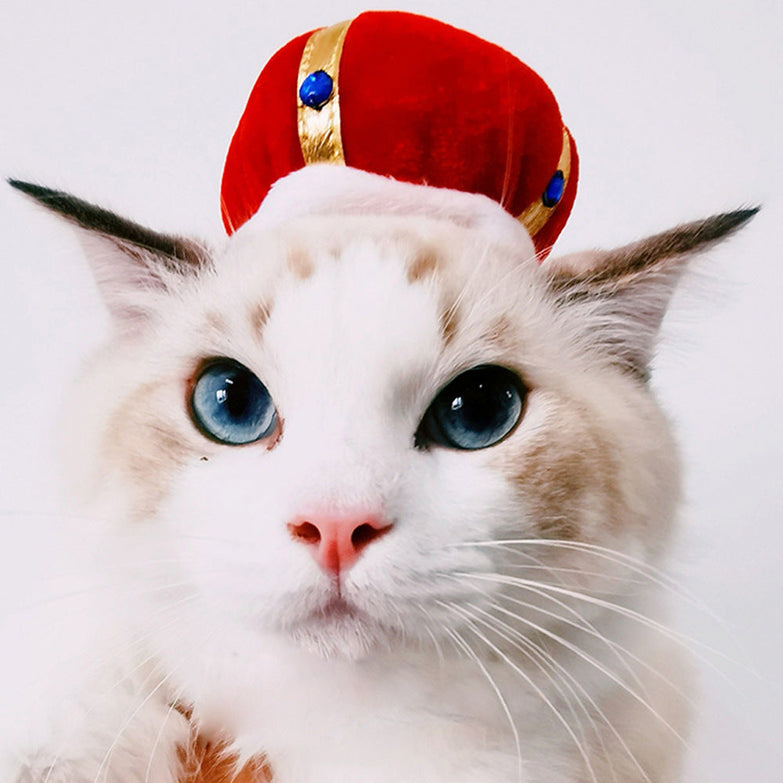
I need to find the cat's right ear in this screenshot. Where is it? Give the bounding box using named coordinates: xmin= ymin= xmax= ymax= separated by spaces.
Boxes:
xmin=544 ymin=208 xmax=758 ymax=379
xmin=9 ymin=180 xmax=212 ymax=327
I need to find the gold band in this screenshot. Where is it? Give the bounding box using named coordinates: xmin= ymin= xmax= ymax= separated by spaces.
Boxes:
xmin=518 ymin=127 xmax=572 ymax=238
xmin=296 ymin=24 xmax=569 ymax=237
xmin=297 ymin=19 xmax=352 ymax=166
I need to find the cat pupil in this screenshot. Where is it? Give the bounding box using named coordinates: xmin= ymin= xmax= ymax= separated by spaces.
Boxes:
xmin=419 ymin=365 xmax=526 ymax=450
xmin=190 ymin=359 xmax=277 ymax=445
xmin=222 ymin=376 xmax=250 ymax=418
xmin=452 ymin=381 xmax=509 ymax=430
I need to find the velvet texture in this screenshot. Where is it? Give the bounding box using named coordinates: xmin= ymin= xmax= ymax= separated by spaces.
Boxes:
xmin=220 ymin=30 xmax=311 ymax=233
xmin=220 ymin=11 xmax=577 ymax=256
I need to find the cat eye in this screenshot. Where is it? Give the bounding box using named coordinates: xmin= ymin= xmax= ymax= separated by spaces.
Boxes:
xmin=190 ymin=359 xmax=278 ymax=445
xmin=416 ymin=365 xmax=526 ymax=450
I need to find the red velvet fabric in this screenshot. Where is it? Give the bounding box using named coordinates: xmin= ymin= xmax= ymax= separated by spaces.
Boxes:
xmin=340 ymin=13 xmax=563 ymax=222
xmin=220 ymin=31 xmax=311 ymax=232
xmin=220 ymin=12 xmax=577 ymax=256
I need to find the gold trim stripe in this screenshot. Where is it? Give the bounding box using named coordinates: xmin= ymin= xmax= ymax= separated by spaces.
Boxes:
xmin=518 ymin=127 xmax=572 ymax=237
xmin=297 ymin=19 xmax=352 ymax=166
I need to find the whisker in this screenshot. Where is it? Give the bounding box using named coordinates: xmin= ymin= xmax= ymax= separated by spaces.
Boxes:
xmin=495 ymin=590 xmax=693 ymax=708
xmin=442 ymin=625 xmax=525 ymax=783
xmin=93 ymin=666 xmax=180 ymax=783
xmin=39 ymin=595 xmax=199 ymax=783
xmin=459 ymin=601 xmax=641 ymax=783
xmin=437 ymin=599 xmax=599 ymax=783
xmin=144 ymin=684 xmax=187 ymax=783
xmin=443 ymin=569 xmax=655 ymax=704
xmin=1 ymin=575 xmax=201 ymax=621
xmin=464 ymin=599 xmax=676 ymax=781
xmin=455 ymin=602 xmax=603 ymax=776
xmin=453 ymin=538 xmax=725 ymax=625
xmin=16 ymin=587 xmax=200 ymax=703
xmin=505 ymin=562 xmax=648 ymax=588
xmin=453 ymin=570 xmax=745 ymax=681
xmin=413 ymin=603 xmax=447 ymax=665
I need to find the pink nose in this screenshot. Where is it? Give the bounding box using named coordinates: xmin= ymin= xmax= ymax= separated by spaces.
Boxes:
xmin=287 ymin=514 xmax=393 ymax=576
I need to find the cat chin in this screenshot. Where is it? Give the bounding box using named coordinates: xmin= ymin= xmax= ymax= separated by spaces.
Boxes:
xmin=287 ymin=612 xmax=401 ymax=661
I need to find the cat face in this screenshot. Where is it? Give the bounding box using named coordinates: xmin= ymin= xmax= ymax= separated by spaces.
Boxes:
xmin=10 ymin=174 xmax=755 ymax=669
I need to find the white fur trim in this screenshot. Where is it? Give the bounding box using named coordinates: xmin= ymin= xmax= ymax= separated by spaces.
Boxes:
xmin=247 ymin=164 xmax=537 ymax=252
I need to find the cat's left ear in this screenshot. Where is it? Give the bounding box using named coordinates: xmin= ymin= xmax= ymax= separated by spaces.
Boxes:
xmin=545 ymin=208 xmax=758 ymax=379
xmin=9 ymin=180 xmax=211 ymax=326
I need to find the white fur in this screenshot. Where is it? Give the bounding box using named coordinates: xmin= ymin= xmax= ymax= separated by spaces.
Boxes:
xmin=255 ymin=165 xmax=537 ymax=250
xmin=7 ymin=168 xmax=700 ymax=783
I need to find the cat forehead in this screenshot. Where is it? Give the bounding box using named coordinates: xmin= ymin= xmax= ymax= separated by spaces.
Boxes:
xmin=217 ymin=213 xmax=538 ymax=305
xmin=170 ymin=214 xmax=547 ymax=400
xmin=206 ymin=215 xmax=541 ymax=356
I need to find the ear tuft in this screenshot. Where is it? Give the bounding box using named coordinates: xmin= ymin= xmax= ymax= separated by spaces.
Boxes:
xmin=549 ymin=208 xmax=759 ymax=288
xmin=9 ymin=179 xmax=212 ymax=326
xmin=547 ymin=208 xmax=759 ymax=378
xmin=8 ymin=179 xmax=211 ymax=272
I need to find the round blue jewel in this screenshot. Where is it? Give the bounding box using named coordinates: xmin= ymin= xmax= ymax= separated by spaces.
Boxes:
xmin=299 ymin=70 xmax=334 ymax=110
xmin=542 ymin=170 xmax=565 ymax=208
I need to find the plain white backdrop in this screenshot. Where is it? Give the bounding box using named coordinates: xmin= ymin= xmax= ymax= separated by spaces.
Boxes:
xmin=0 ymin=0 xmax=781 ymax=780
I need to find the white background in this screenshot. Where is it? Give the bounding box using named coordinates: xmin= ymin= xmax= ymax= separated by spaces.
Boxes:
xmin=0 ymin=0 xmax=781 ymax=780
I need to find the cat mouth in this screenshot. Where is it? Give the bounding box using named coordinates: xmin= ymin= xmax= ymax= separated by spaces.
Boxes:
xmin=291 ymin=593 xmax=394 ymax=659
xmin=309 ymin=595 xmax=360 ymax=622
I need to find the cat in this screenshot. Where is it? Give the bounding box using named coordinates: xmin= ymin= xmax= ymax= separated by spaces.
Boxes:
xmin=5 ymin=163 xmax=755 ymax=783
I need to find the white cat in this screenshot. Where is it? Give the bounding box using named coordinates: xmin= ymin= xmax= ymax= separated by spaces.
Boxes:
xmin=6 ymin=164 xmax=755 ymax=783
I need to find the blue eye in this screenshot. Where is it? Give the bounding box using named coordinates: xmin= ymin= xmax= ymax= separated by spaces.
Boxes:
xmin=190 ymin=359 xmax=278 ymax=445
xmin=417 ymin=366 xmax=526 ymax=450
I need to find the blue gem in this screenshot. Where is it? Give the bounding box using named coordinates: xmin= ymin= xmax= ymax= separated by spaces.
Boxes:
xmin=299 ymin=70 xmax=334 ymax=110
xmin=542 ymin=170 xmax=565 ymax=208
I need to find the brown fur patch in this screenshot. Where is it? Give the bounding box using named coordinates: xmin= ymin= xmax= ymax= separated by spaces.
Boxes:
xmin=287 ymin=248 xmax=314 ymax=280
xmin=439 ymin=304 xmax=460 ymax=346
xmin=406 ymin=248 xmax=440 ymax=284
xmin=482 ymin=315 xmax=516 ymax=353
xmin=204 ymin=312 xmax=227 ymax=334
xmin=172 ymin=703 xmax=273 ymax=782
xmin=178 ymin=736 xmax=273 ymax=783
xmin=496 ymin=393 xmax=621 ymax=542
xmin=104 ymin=380 xmax=202 ymax=515
xmin=249 ymin=301 xmax=272 ymax=339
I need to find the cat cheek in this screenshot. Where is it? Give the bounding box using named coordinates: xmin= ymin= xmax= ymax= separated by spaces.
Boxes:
xmin=102 ymin=417 xmax=203 ymax=518
xmin=491 ymin=393 xmax=621 ymax=543
xmin=492 ymin=387 xmax=678 ymax=549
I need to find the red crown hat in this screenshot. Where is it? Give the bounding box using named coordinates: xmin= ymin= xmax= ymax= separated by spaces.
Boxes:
xmin=221 ymin=11 xmax=578 ymax=259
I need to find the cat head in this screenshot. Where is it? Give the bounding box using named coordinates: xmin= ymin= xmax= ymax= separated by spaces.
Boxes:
xmin=10 ymin=171 xmax=756 ymax=670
